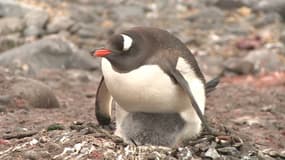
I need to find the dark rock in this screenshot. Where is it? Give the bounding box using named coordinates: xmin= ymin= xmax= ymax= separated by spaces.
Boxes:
xmin=47 ymin=123 xmax=65 ymax=131
xmin=0 ymin=37 xmax=99 ymax=74
xmin=224 ymin=58 xmax=255 ymax=75
xmin=217 ymin=147 xmax=240 ymax=155
xmin=214 ymin=0 xmax=245 ymax=9
xmin=10 ymin=78 xmax=60 ymax=108
xmin=47 ymin=16 xmax=74 ymax=34
xmin=0 ymin=17 xmax=24 ymax=35
xmin=0 ymin=95 xmax=11 ymax=105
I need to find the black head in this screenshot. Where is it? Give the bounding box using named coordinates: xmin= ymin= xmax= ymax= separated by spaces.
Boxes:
xmin=93 ymin=27 xmax=161 ymax=72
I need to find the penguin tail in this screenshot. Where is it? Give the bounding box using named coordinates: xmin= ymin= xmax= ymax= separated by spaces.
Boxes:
xmin=206 ymin=77 xmax=220 ymax=94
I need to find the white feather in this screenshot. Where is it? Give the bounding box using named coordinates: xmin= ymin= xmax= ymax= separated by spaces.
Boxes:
xmin=121 ymin=34 xmax=133 ymax=51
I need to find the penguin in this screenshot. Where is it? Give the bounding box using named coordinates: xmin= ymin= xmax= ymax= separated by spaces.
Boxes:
xmin=93 ymin=27 xmax=219 ymax=145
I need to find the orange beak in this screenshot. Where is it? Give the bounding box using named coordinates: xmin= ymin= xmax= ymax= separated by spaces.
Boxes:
xmin=93 ymin=49 xmax=112 ymax=57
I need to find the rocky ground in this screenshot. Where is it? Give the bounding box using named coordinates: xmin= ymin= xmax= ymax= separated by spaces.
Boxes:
xmin=0 ymin=0 xmax=285 ymax=159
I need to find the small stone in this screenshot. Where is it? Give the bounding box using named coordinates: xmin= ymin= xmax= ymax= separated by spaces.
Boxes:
xmin=47 ymin=123 xmax=65 ymax=131
xmin=176 ymin=147 xmax=192 ymax=160
xmin=0 ymin=95 xmax=11 ymax=105
xmin=205 ymin=147 xmax=220 ymax=159
xmin=224 ymin=58 xmax=255 ymax=75
xmin=279 ymin=150 xmax=285 ymax=158
xmin=47 ymin=16 xmax=74 ymax=33
xmin=217 ymin=147 xmax=240 ymax=155
xmin=24 ymin=150 xmax=41 ymax=160
xmin=10 ymin=78 xmax=60 ymax=108
xmin=23 ymin=25 xmax=45 ymax=37
xmin=0 ymin=104 xmax=7 ymax=112
xmin=0 ymin=17 xmax=24 ymax=35
xmin=24 ymin=10 xmax=49 ymax=28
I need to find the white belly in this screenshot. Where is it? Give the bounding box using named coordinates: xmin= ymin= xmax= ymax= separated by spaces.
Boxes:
xmin=101 ymin=58 xmax=205 ymax=113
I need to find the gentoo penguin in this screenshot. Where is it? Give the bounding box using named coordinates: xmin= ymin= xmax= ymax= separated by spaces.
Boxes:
xmin=93 ymin=27 xmax=218 ymax=145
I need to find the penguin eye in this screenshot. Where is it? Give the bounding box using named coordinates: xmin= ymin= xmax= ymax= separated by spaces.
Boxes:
xmin=120 ymin=34 xmax=133 ymax=51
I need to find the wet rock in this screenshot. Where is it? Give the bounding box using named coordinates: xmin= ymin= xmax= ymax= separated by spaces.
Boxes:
xmin=217 ymin=147 xmax=240 ymax=155
xmin=224 ymin=58 xmax=255 ymax=75
xmin=10 ymin=78 xmax=59 ymax=108
xmin=47 ymin=16 xmax=74 ymax=34
xmin=0 ymin=37 xmax=99 ymax=74
xmin=0 ymin=17 xmax=24 ymax=35
xmin=244 ymin=48 xmax=285 ymax=71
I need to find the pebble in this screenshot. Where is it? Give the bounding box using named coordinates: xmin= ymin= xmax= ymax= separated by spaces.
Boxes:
xmin=47 ymin=16 xmax=74 ymax=34
xmin=0 ymin=17 xmax=24 ymax=35
xmin=223 ymin=58 xmax=255 ymax=75
xmin=217 ymin=147 xmax=240 ymax=155
xmin=205 ymin=147 xmax=220 ymax=159
xmin=23 ymin=150 xmax=41 ymax=160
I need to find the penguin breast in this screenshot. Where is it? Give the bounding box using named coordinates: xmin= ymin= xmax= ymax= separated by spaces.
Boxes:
xmin=101 ymin=58 xmax=204 ymax=113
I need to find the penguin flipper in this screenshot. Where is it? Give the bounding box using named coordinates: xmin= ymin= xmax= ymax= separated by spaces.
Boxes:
xmin=169 ymin=69 xmax=212 ymax=133
xmin=95 ymin=76 xmax=113 ymax=125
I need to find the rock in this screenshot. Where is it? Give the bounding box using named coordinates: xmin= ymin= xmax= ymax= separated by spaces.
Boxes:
xmin=0 ymin=95 xmax=11 ymax=105
xmin=187 ymin=7 xmax=225 ymax=30
xmin=24 ymin=10 xmax=49 ymax=28
xmin=0 ymin=37 xmax=99 ymax=74
xmin=47 ymin=16 xmax=74 ymax=34
xmin=0 ymin=34 xmax=23 ymax=52
xmin=280 ymin=150 xmax=285 ymax=158
xmin=253 ymin=0 xmax=285 ymax=19
xmin=47 ymin=123 xmax=65 ymax=131
xmin=223 ymin=58 xmax=255 ymax=75
xmin=0 ymin=17 xmax=24 ymax=35
xmin=23 ymin=10 xmax=49 ymax=37
xmin=214 ymin=0 xmax=246 ymax=9
xmin=205 ymin=147 xmax=220 ymax=159
xmin=112 ymin=5 xmax=145 ymax=20
xmin=76 ymin=23 xmax=104 ymax=38
xmin=254 ymin=12 xmax=281 ymax=27
xmin=0 ymin=0 xmax=33 ymax=17
xmin=10 ymin=78 xmax=60 ymax=108
xmin=196 ymin=55 xmax=224 ymax=80
xmin=244 ymin=48 xmax=285 ymax=71
xmin=176 ymin=147 xmax=192 ymax=160
xmin=217 ymin=147 xmax=240 ymax=155
xmin=23 ymin=26 xmax=45 ymax=37
xmin=0 ymin=104 xmax=6 ymax=112
xmin=280 ymin=29 xmax=285 ymax=45
xmin=23 ymin=150 xmax=41 ymax=160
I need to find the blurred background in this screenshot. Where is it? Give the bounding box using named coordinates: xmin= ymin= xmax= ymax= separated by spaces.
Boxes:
xmin=0 ymin=0 xmax=284 ymax=159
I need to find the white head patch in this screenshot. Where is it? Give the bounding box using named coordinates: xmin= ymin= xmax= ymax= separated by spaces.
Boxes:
xmin=121 ymin=34 xmax=133 ymax=51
